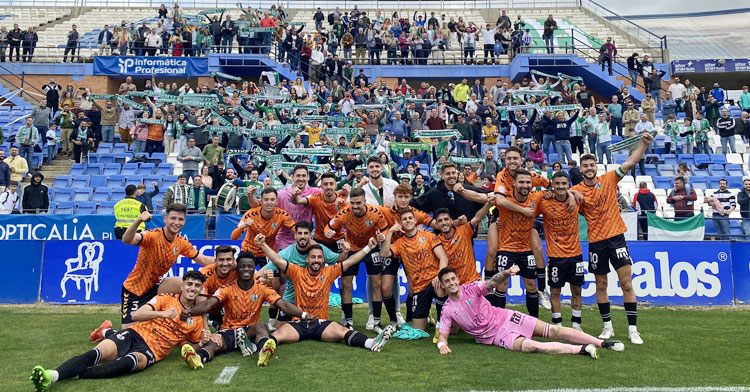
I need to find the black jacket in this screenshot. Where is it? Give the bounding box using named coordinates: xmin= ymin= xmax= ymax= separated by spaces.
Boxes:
xmin=98 ymin=29 xmax=113 ymax=44
xmin=568 ymin=167 xmax=584 ymax=186
xmin=645 ymin=70 xmax=666 ymax=92
xmin=135 ymin=186 xmax=159 ymax=211
xmin=716 ymin=116 xmax=736 ymax=138
xmin=22 ymin=181 xmax=49 ymax=213
xmin=411 ymin=180 xmax=487 ymax=219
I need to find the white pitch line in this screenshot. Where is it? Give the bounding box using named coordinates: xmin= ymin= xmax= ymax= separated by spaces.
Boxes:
xmin=214 ymin=366 xmax=239 ymax=385
xmin=466 ymin=387 xmax=750 ymax=392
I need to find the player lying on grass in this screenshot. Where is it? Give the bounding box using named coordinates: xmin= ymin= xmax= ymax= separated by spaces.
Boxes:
xmin=31 ymin=271 xmax=210 ymax=391
xmin=435 ymin=266 xmax=624 ymax=359
xmin=256 ymin=234 xmax=395 ymax=352
xmin=179 ymin=255 xmax=313 ymax=368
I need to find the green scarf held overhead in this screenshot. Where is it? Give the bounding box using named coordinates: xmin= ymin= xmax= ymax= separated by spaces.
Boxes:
xmin=284 ymin=148 xmax=333 ymax=157
xmin=447 ymin=106 xmax=463 ymax=116
xmin=450 ymin=156 xmax=484 ymax=164
xmin=333 ymin=147 xmax=363 ymax=155
xmin=117 ymin=96 xmax=146 ymax=111
xmin=90 ymin=94 xmax=115 ymax=101
xmin=137 ymin=118 xmax=166 ymax=125
xmin=322 ymin=127 xmax=361 ymax=137
xmin=414 ymin=129 xmax=461 ymax=139
xmin=235 ymin=105 xmax=263 ymax=123
xmin=530 ymin=69 xmax=560 ymax=79
xmin=434 ymin=140 xmax=449 ymax=158
xmin=211 ymin=71 xmax=242 ymax=81
xmin=197 ymin=8 xmax=226 ymax=15
xmin=390 ymin=142 xmax=430 ymax=151
xmin=272 ymin=161 xmax=329 ymax=173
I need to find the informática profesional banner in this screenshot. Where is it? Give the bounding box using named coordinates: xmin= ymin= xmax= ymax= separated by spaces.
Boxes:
xmin=93 ymin=56 xmax=209 ymax=76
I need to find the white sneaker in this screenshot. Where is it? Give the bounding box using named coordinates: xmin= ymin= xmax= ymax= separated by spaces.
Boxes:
xmin=628 ymin=330 xmax=643 ymax=345
xmin=396 ymin=312 xmax=406 ymax=326
xmin=572 ymin=324 xmax=583 ymax=332
xmin=365 ymin=313 xmax=375 ymax=330
xmin=602 ymin=340 xmax=625 ymax=352
xmin=598 ymin=327 xmax=615 ymax=339
xmin=539 ymin=290 xmax=552 ymax=310
xmin=373 ymin=324 xmax=383 ymax=334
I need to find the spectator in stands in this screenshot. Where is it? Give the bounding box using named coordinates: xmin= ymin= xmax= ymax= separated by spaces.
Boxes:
xmin=7 ymin=24 xmax=21 ymax=62
xmin=480 ymin=24 xmax=496 ymax=65
xmin=605 ymin=95 xmax=623 ymax=137
xmin=576 ymin=83 xmax=595 ymax=109
xmin=667 ymin=176 xmax=696 ymax=222
xmin=683 ymin=93 xmax=702 ymax=122
xmin=593 ymin=112 xmax=612 ymax=164
xmin=716 ymin=108 xmax=737 ymax=154
xmin=0 ymin=181 xmax=19 ymax=214
xmin=668 ymin=77 xmax=686 ymax=110
xmin=92 ymin=99 xmax=117 ymax=144
xmin=622 ymin=101 xmax=638 ymax=135
xmin=0 ymin=150 xmax=9 ymax=192
xmin=462 ymin=25 xmax=477 ymax=64
xmin=706 ymin=179 xmax=735 ymax=240
xmin=162 ymin=174 xmax=192 ymax=214
xmin=313 ymin=8 xmax=325 ymax=30
xmin=129 ymin=112 xmax=149 ymax=155
xmin=527 ymin=140 xmax=544 ymax=168
xmin=739 ymin=86 xmax=750 ymax=114
xmin=542 ymin=14 xmax=557 ymax=54
xmin=17 ymin=117 xmax=38 ymax=170
xmin=63 ymin=24 xmax=79 ymax=62
xmin=30 ymin=99 xmax=51 ymax=141
xmin=737 ymin=179 xmax=750 ymax=237
xmin=54 ymin=104 xmax=74 ymax=155
xmin=135 ymin=182 xmax=160 ymax=212
xmin=43 ymin=123 xmax=56 ymax=165
xmin=144 ymin=28 xmax=162 ymax=56
xmin=160 ymin=26 xmax=172 ymax=55
xmin=21 ymin=171 xmax=48 ymax=214
xmin=662 ymin=91 xmax=677 ymax=119
xmin=598 ymin=37 xmax=616 ymax=76
xmin=692 ymin=112 xmax=711 ymax=154
xmin=738 ymin=112 xmax=750 ymax=143
xmin=645 ymin=68 xmax=666 ymax=112
xmin=98 ymin=25 xmax=114 ymax=56
xmin=118 ymin=76 xmax=137 ymax=94
xmin=710 ymin=83 xmax=726 ymax=105
xmin=633 ymin=181 xmax=657 ymax=240
xmin=221 ymin=15 xmax=235 ymax=53
xmin=641 ymin=93 xmax=656 ymax=125
xmin=0 ymin=27 xmax=7 ymax=62
xmin=43 ymin=80 xmax=62 ymax=115
xmin=70 ymin=120 xmax=94 ymax=163
xmin=626 ymin=53 xmax=640 ymax=88
xmin=496 ymin=10 xmax=511 ymax=31
xmin=567 ymin=159 xmax=583 ymax=186
xmin=480 ymin=148 xmax=500 ymax=178
xmin=202 ymin=135 xmax=224 ymax=168
xmin=21 ymin=27 xmax=37 ymax=62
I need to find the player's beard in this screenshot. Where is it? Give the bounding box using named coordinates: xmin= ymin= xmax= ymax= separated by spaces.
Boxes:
xmin=297 ymin=238 xmax=309 ymax=248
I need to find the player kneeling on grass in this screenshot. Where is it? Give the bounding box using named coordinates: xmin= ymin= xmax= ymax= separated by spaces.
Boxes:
xmin=255 ymin=234 xmax=395 ymax=352
xmin=31 ymin=271 xmax=210 ymax=392
xmin=179 ymin=255 xmax=312 ymax=368
xmin=435 ymin=266 xmax=624 ymax=359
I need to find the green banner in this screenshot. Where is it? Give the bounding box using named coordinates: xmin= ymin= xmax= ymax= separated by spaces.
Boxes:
xmin=321 ymin=127 xmax=361 ymax=137
xmin=558 ymin=73 xmax=583 ymax=81
xmin=211 ymin=71 xmax=242 ymax=81
xmin=301 ymin=116 xmax=360 ymax=123
xmin=513 ymin=90 xmax=560 ymax=97
xmin=90 ymin=94 xmax=115 ymax=100
xmin=116 ymin=96 xmax=146 ymax=111
xmin=283 ymin=148 xmax=333 ymax=157
xmin=506 ymin=104 xmax=538 ymax=111
xmin=215 ymin=115 xmax=232 ymax=126
xmin=450 ymin=156 xmax=484 ymax=164
xmin=447 ymin=106 xmax=463 ymax=115
xmin=126 ymin=91 xmax=146 ymax=97
xmin=197 ymin=8 xmax=226 ymax=15
xmin=389 ymin=142 xmax=430 ymax=151
xmin=405 ymin=98 xmax=434 ymax=103
xmin=289 ymin=21 xmax=305 ymax=26
xmin=414 ymin=129 xmax=460 ymax=139
xmin=136 ymin=118 xmax=165 ymax=125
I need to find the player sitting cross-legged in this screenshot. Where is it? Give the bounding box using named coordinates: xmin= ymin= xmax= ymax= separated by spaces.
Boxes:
xmin=435 ymin=266 xmax=624 ymax=359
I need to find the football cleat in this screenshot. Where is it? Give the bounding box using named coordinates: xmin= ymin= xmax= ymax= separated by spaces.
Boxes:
xmin=30 ymin=366 xmax=52 ymax=392
xmin=89 ymin=320 xmax=112 ymax=342
xmin=236 ymin=328 xmax=254 ymax=357
xmin=365 ymin=313 xmax=375 ymax=330
xmin=602 ymin=340 xmax=625 ymax=352
xmin=266 ymin=319 xmax=277 ymax=332
xmin=181 ymin=344 xmax=203 ymax=370
xmin=628 ymin=330 xmax=643 ymax=345
xmin=539 ymin=290 xmax=552 ymax=310
xmin=396 ymin=312 xmax=406 ymax=327
xmin=257 ymin=339 xmax=276 ymax=367
xmin=583 ymin=344 xmax=599 ymax=359
xmin=373 ymin=323 xmax=384 ymax=334
xmin=371 ymin=324 xmax=395 ymax=352
xmin=598 ymin=327 xmax=615 ymax=339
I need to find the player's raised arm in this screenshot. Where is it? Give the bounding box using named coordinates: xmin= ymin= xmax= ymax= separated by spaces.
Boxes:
xmin=485 ymin=265 xmax=520 ymax=292
xmin=434 ymin=244 xmax=449 ymax=270
xmin=273 ymin=298 xmax=315 ymax=322
xmin=470 ymin=194 xmax=495 ymax=227
xmin=620 ymin=132 xmax=654 ymax=175
xmin=231 ymin=216 xmax=252 ymax=240
xmin=255 ymin=234 xmax=289 ymax=272
xmin=380 ymin=223 xmax=402 ymax=258
xmin=343 ymin=237 xmax=377 ymax=272
xmin=122 ymin=210 xmax=150 ymax=245
xmin=454 ymin=183 xmax=489 ymax=204
xmin=290 ymin=186 xmax=309 ymax=206
xmin=132 ymin=301 xmax=177 ymax=322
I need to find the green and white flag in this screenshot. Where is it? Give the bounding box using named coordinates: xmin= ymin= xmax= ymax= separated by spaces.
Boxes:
xmin=283 ymin=148 xmax=333 ymax=157
xmin=647 ymin=212 xmax=705 ymax=241
xmin=207 ymin=125 xmax=243 ymax=135
xmin=235 ymin=105 xmax=262 ymax=123
xmin=390 ymin=142 xmax=430 ymax=151
xmin=414 ymin=129 xmax=461 ymax=139
xmin=272 ymin=124 xmax=302 ymax=131
xmin=179 ymin=94 xmax=218 ymax=107
xmin=247 ymin=129 xmax=285 ymax=138
xmin=243 ymin=94 xmax=286 ymax=101
xmin=261 ymin=71 xmax=281 ymax=86
xmin=541 ymin=104 xmax=581 ymax=112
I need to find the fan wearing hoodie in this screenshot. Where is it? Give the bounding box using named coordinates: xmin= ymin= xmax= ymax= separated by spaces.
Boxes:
xmin=22 ymin=171 xmax=49 ymax=214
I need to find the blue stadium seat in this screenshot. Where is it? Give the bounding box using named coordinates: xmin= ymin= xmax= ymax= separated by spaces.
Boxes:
xmin=97 ymin=200 xmax=117 ymax=215
xmin=99 ymin=153 xmax=116 ymax=164
xmin=87 ymin=153 xmax=100 ymax=164
xmin=658 ymin=166 xmax=675 ymax=177
xmin=711 ymin=154 xmax=727 ymax=165
xmin=654 ymin=176 xmax=672 ymax=190
xmin=613 ymin=154 xmax=628 ymax=164
xmin=71 ymin=175 xmax=90 ymax=188
xmin=85 ymin=163 xmax=104 ymax=175
xmin=645 ymin=154 xmax=660 ymax=164
xmin=115 ymin=153 xmax=132 ymax=164
xmin=708 ymin=164 xmax=726 ymax=176
xmin=163 ymin=175 xmax=178 ymax=186
xmin=98 ymin=143 xmax=114 ymax=153
xmin=111 ymin=189 xmax=126 ymax=200
xmin=47 ymin=201 xmax=56 ymax=214
xmin=53 ymin=188 xmax=74 ymax=202
xmin=694 ymin=154 xmax=711 ymax=166
xmin=104 ymin=163 xmax=121 ymax=175
xmin=704 ymin=218 xmax=717 ymax=236
xmin=121 ymin=163 xmax=139 ymax=176
xmin=156 ymin=163 xmax=174 ymax=175
xmin=662 ymin=154 xmax=678 ymax=166
xmin=644 ymin=164 xmax=659 ymax=178
xmin=611 ymin=135 xmax=623 ymax=144
xmin=152 ymin=192 xmax=164 ymax=204
xmin=126 ymin=174 xmax=144 ymax=185
xmin=56 ymin=201 xmax=77 ymax=214
xmin=708 ymin=176 xmax=724 ymax=188
xmin=548 ymin=153 xmax=558 ymax=163
xmin=107 ymin=175 xmax=126 ymax=188
xmin=147 ymin=153 xmax=167 ymax=164
xmin=76 ymin=201 xmax=97 ymax=215
xmin=113 ymin=133 xmax=121 ymax=143
xmin=728 ymin=177 xmax=743 ymax=189
xmin=92 ymin=188 xmax=112 ymax=202
xmin=90 ymin=175 xmax=107 ymax=188
xmin=69 ymin=163 xmax=86 ymax=176
xmin=112 ymin=143 xmax=128 ymax=154
xmin=678 ymin=154 xmax=695 ymax=166
xmin=691 ymin=168 xmax=708 ymax=177
xmin=73 ymin=188 xmax=93 ymax=202
xmin=138 ymin=163 xmax=156 ymax=174
xmin=52 ymin=175 xmax=72 ymax=188
xmin=153 ymin=200 xmax=162 ymax=212
xmin=144 ymin=174 xmax=163 ymax=187
xmin=691 ymin=178 xmax=707 ymax=190
xmin=32 ymin=153 xmax=43 ymax=169
xmin=726 ymin=164 xmax=744 ymax=177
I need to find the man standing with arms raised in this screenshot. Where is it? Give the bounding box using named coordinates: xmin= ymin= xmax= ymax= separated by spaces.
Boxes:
xmin=572 ymin=133 xmax=653 ymax=345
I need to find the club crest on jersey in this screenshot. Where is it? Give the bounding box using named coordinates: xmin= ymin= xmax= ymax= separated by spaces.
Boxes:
xmin=187 ymin=318 xmax=194 ymax=325
xmin=173 ymin=247 xmax=178 ymax=254
xmin=365 ymin=220 xmax=373 ymax=227
xmin=319 ymin=276 xmax=324 ymax=283
xmin=271 ymin=223 xmax=278 ymax=230
xmin=251 ymin=294 xmax=258 ymax=302
xmin=451 ymin=238 xmax=458 ymax=245
xmin=419 ymin=236 xmax=426 ymax=242
xmin=595 ymin=181 xmax=602 ymax=189
xmin=465 ymin=299 xmax=472 ymax=305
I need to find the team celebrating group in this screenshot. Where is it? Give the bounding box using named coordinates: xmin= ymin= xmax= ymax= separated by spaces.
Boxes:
xmin=30 ymin=129 xmax=654 ymax=391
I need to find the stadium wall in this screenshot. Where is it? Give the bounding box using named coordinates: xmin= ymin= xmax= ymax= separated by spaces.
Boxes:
xmin=2 ymin=238 xmax=747 ymax=306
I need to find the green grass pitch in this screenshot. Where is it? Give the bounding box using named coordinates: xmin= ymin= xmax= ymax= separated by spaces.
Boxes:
xmin=4 ymin=304 xmax=748 ymax=392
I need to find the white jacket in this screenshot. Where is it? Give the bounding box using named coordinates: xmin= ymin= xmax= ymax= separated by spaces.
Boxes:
xmin=0 ymin=190 xmax=18 ymax=214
